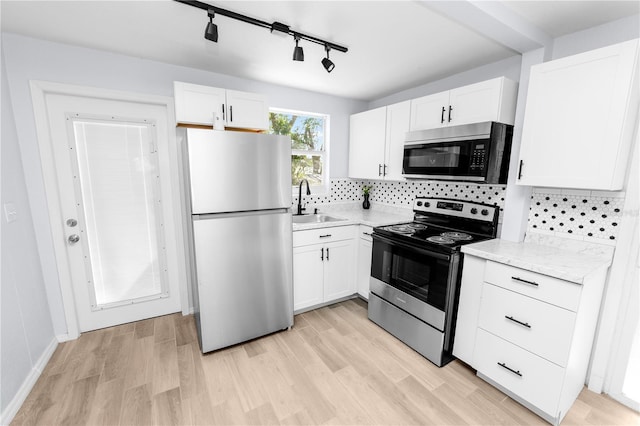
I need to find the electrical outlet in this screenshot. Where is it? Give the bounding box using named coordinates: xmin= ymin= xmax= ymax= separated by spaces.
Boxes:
xmin=4 ymin=203 xmax=17 ymax=223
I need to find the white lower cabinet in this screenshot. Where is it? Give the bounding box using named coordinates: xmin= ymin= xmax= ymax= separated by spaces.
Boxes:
xmin=474 ymin=329 xmax=565 ymax=416
xmin=356 ymin=225 xmax=373 ymax=299
xmin=454 ymin=255 xmax=608 ymax=425
xmin=293 ymin=226 xmax=356 ymax=312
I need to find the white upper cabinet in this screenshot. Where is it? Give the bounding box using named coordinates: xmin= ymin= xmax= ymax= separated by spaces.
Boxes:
xmin=225 ymin=89 xmax=269 ymax=130
xmin=384 ymin=101 xmax=412 ymax=180
xmin=174 ymin=82 xmax=225 ymax=127
xmin=410 ymin=77 xmax=518 ymax=131
xmin=349 ymin=106 xmax=386 ymax=180
xmin=408 ymin=91 xmax=450 ymax=130
xmin=174 ymin=82 xmax=269 ymax=131
xmin=348 ymin=101 xmax=410 ymax=180
xmin=517 ymin=39 xmax=639 ymax=190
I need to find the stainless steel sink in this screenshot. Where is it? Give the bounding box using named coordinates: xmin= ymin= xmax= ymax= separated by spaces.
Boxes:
xmin=292 ymin=214 xmax=346 ymax=224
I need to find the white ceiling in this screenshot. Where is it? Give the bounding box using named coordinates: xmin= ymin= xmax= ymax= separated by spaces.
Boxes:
xmin=1 ymin=1 xmax=638 ymax=101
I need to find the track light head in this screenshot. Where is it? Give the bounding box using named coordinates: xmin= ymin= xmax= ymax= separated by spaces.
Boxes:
xmin=321 ymin=45 xmax=335 ymax=73
xmin=205 ymin=9 xmax=218 ymax=42
xmin=292 ymin=36 xmax=304 ymax=62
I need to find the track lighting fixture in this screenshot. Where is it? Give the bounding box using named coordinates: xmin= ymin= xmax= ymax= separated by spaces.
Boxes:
xmin=204 ymin=9 xmax=218 ymax=42
xmin=176 ymin=0 xmax=347 ymax=72
xmin=321 ymin=45 xmax=335 ymax=73
xmin=292 ymin=35 xmax=304 ymax=62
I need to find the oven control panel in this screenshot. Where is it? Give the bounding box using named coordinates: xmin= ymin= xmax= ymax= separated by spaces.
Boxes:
xmin=414 ymin=198 xmax=497 ymax=222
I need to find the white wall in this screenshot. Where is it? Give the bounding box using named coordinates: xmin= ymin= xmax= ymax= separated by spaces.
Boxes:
xmin=552 ymin=14 xmax=640 ymax=59
xmin=1 ymin=32 xmax=367 ymax=338
xmin=1 ymin=55 xmax=56 ymax=420
xmin=368 ymin=55 xmax=522 ymax=108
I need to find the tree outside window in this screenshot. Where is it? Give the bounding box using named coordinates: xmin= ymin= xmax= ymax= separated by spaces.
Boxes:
xmin=269 ymin=109 xmax=328 ymax=189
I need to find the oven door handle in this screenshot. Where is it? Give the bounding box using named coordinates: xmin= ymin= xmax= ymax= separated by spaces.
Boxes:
xmin=372 ymin=234 xmax=451 ymax=261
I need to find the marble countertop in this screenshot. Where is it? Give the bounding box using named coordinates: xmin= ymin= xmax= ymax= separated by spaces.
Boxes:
xmin=461 ymin=237 xmax=614 ymax=284
xmin=292 ymin=202 xmax=413 ymax=231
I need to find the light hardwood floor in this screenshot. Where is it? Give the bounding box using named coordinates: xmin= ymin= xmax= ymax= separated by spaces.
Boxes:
xmin=12 ymin=299 xmax=639 ymax=425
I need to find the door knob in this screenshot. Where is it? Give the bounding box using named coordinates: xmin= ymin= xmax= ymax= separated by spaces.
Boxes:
xmin=66 ymin=218 xmax=78 ymax=227
xmin=68 ymin=234 xmax=80 ymax=244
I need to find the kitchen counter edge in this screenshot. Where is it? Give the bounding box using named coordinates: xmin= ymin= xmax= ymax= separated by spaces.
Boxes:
xmin=461 ymin=238 xmax=613 ymax=284
xmin=292 ymin=210 xmax=412 ymax=231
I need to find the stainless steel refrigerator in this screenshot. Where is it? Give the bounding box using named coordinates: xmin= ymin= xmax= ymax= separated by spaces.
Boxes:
xmin=184 ymin=128 xmax=293 ymax=353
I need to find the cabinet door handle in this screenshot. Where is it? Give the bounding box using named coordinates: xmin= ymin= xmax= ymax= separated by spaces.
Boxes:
xmin=518 ymin=160 xmax=524 ymax=180
xmin=222 ymin=104 xmax=225 ymax=120
xmin=378 ymin=164 xmax=382 ymax=176
xmin=321 ymin=247 xmax=324 ymax=261
xmin=511 ymin=276 xmax=539 ymax=287
xmin=505 ymin=315 xmax=531 ymax=329
xmin=326 ymin=247 xmax=329 ymax=261
xmin=319 ymin=234 xmax=332 ymax=238
xmin=448 ymin=105 xmax=453 ymax=122
xmin=229 ymin=105 xmax=233 ymax=122
xmin=383 ymin=164 xmax=387 ymax=176
xmin=441 ymin=106 xmax=446 ymax=123
xmin=497 ymin=362 xmax=523 ymax=377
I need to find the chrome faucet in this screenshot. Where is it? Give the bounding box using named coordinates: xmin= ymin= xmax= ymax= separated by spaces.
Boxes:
xmin=297 ymin=179 xmax=310 ymax=215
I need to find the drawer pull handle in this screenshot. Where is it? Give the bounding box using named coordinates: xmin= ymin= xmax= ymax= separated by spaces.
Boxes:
xmin=498 ymin=362 xmax=522 ymax=377
xmin=363 ymin=232 xmax=372 ymax=236
xmin=319 ymin=234 xmax=332 ymax=238
xmin=505 ymin=315 xmax=531 ymax=329
xmin=511 ymin=276 xmax=539 ymax=287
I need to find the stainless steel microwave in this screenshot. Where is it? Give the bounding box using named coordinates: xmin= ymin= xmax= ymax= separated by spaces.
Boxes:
xmin=403 ymin=121 xmax=513 ymax=184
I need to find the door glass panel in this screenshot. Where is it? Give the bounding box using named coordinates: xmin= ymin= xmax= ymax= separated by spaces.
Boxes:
xmin=72 ymin=120 xmax=166 ymax=308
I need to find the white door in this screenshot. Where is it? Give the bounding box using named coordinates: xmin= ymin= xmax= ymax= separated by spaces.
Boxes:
xmin=38 ymin=90 xmax=182 ymax=332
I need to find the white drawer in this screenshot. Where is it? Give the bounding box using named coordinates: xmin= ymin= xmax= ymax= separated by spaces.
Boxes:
xmin=484 ymin=261 xmax=581 ymax=311
xmin=359 ymin=225 xmax=373 ymax=242
xmin=293 ymin=225 xmax=355 ymax=247
xmin=479 ymin=283 xmax=576 ymax=367
xmin=475 ymin=329 xmax=564 ymax=417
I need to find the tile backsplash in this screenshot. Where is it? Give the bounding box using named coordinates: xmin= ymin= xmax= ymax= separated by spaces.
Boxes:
xmin=294 ymin=178 xmax=507 ymax=215
xmin=294 ymin=179 xmax=626 ymax=245
xmin=527 ymin=188 xmax=625 ymax=244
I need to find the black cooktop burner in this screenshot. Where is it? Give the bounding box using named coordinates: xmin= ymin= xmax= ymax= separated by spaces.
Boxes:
xmin=375 ymin=222 xmax=490 ymax=253
xmin=427 ymin=236 xmax=456 ymax=244
xmin=387 ymin=223 xmax=428 ymax=233
xmin=441 ymin=231 xmax=473 ymax=241
xmin=373 ymin=198 xmax=499 ymax=253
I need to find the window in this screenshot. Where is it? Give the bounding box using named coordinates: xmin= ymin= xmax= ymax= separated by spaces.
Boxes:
xmin=269 ymin=108 xmax=329 ymax=191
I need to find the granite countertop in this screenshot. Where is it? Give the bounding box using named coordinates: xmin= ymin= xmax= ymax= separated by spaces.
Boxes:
xmin=461 ymin=235 xmax=614 ymax=284
xmin=292 ymin=202 xmax=413 ymax=231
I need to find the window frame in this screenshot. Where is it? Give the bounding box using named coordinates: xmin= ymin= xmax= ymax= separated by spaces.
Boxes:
xmin=269 ymin=107 xmax=330 ymax=195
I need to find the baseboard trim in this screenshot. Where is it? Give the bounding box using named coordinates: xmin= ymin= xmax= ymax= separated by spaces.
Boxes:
xmin=56 ymin=333 xmax=75 ymax=343
xmin=1 ymin=337 xmax=58 ymax=425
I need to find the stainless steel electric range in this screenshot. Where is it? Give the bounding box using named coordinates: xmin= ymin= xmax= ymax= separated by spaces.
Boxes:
xmin=368 ymin=197 xmax=499 ymax=367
